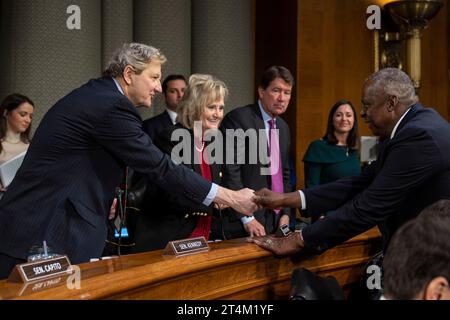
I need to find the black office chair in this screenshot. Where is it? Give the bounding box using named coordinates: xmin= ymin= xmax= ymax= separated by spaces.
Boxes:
xmin=289 ymin=267 xmax=345 ymax=300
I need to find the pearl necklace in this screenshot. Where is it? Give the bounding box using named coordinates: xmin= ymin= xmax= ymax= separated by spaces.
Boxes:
xmin=1 ymin=138 xmax=21 ymax=144
xmin=195 ymin=141 xmax=205 ymax=152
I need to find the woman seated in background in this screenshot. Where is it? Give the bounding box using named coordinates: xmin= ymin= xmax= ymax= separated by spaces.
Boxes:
xmin=129 ymin=74 xmax=240 ymax=253
xmin=299 ymin=99 xmax=360 ymax=223
xmin=0 ymin=93 xmax=34 ymax=194
xmin=303 ymin=99 xmax=361 ymax=188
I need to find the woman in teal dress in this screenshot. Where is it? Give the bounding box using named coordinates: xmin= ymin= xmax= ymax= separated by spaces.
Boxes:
xmin=303 ymin=99 xmax=361 ymax=188
xmin=300 ymin=100 xmax=360 ymax=223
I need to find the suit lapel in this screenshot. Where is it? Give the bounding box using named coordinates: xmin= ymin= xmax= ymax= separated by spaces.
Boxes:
xmin=375 ymin=104 xmax=421 ymax=170
xmin=375 ymin=139 xmax=390 ymax=171
xmin=251 ymin=103 xmax=268 ymax=152
xmin=394 ymin=103 xmax=421 ymax=135
xmin=162 ymin=110 xmax=173 ymax=126
xmin=278 ymin=119 xmax=288 ymax=159
xmin=186 ymin=129 xmax=202 ymax=174
xmin=252 ymin=104 xmax=271 ymax=185
xmin=185 ymin=125 xmax=221 ymax=181
xmin=253 ymin=103 xmax=289 ymax=161
xmin=251 ymin=104 xmax=267 ymax=131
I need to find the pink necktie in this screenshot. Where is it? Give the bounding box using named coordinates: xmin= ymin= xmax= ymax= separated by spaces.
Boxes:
xmin=268 ymin=119 xmax=283 ymax=214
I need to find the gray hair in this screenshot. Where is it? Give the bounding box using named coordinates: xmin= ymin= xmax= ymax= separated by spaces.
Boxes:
xmin=365 ymin=68 xmax=418 ymax=104
xmin=177 ymin=74 xmax=228 ymax=129
xmin=103 ymin=43 xmax=167 ymax=77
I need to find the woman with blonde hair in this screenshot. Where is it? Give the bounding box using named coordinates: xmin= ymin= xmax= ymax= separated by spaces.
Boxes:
xmin=130 ymin=74 xmax=240 ymax=252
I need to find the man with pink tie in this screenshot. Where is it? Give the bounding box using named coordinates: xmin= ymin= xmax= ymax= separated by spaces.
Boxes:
xmin=220 ymin=66 xmax=295 ymax=238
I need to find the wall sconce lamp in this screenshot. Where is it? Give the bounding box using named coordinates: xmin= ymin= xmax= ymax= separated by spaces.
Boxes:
xmin=374 ymin=0 xmax=444 ymax=88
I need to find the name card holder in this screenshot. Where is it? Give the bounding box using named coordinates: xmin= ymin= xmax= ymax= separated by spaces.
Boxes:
xmin=164 ymin=236 xmax=210 ymax=257
xmin=8 ymin=256 xmax=72 ymax=283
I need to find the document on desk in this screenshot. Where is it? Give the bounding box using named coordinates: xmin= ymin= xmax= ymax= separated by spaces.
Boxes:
xmin=0 ymin=151 xmax=26 ymax=187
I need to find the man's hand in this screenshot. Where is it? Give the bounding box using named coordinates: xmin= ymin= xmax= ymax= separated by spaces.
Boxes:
xmin=0 ymin=186 xmax=6 ymax=192
xmin=215 ymin=186 xmax=258 ymax=216
xmin=233 ymin=188 xmax=258 ymax=215
xmin=243 ymin=219 xmax=266 ymax=237
xmin=248 ymin=231 xmax=304 ymax=256
xmin=253 ymin=188 xmax=301 ymax=209
xmin=278 ymin=214 xmax=290 ymax=228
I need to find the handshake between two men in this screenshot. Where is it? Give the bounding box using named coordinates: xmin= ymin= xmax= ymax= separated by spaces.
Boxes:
xmin=215 ymin=186 xmax=304 ymax=256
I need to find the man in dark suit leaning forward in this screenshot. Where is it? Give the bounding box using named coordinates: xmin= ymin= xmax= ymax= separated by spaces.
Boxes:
xmin=220 ymin=66 xmax=295 ymax=238
xmin=0 ymin=43 xmax=257 ymax=279
xmin=251 ymin=68 xmax=450 ymax=257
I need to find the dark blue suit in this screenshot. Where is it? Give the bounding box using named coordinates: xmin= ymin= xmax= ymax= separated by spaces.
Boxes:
xmin=142 ymin=110 xmax=173 ymax=141
xmin=221 ymin=103 xmax=292 ymax=236
xmin=0 ymin=77 xmax=211 ymax=265
xmin=302 ymin=104 xmax=450 ymax=253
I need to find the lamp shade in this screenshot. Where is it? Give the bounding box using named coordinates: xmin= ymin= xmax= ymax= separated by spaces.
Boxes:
xmin=385 ymin=0 xmax=444 ymax=29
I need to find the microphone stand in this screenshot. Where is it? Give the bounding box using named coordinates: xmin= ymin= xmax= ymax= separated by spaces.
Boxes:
xmin=115 ymin=187 xmax=125 ymax=256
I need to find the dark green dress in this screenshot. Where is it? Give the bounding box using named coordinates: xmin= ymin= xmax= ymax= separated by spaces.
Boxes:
xmin=303 ymin=139 xmax=361 ymax=188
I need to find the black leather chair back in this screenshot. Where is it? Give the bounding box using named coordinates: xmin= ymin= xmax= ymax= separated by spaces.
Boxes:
xmin=289 ymin=268 xmax=345 ymax=300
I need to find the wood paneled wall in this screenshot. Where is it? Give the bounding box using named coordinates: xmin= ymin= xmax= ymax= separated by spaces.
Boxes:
xmin=254 ymin=0 xmax=298 ymax=159
xmin=255 ymin=0 xmax=450 ymax=189
xmin=420 ymin=2 xmax=449 ymax=120
xmin=296 ymin=0 xmax=373 ymax=188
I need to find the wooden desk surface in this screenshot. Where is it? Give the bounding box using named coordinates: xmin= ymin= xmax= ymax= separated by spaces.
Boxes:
xmin=0 ymin=228 xmax=381 ymax=300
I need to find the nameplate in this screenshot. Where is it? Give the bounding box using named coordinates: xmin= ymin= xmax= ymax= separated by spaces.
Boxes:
xmin=275 ymin=224 xmax=292 ymax=237
xmin=280 ymin=224 xmax=292 ymax=237
xmin=164 ymin=236 xmax=210 ymax=257
xmin=8 ymin=256 xmax=72 ymax=283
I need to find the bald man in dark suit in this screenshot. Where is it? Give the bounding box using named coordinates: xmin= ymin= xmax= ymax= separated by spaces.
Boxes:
xmin=252 ymin=68 xmax=450 ymax=258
